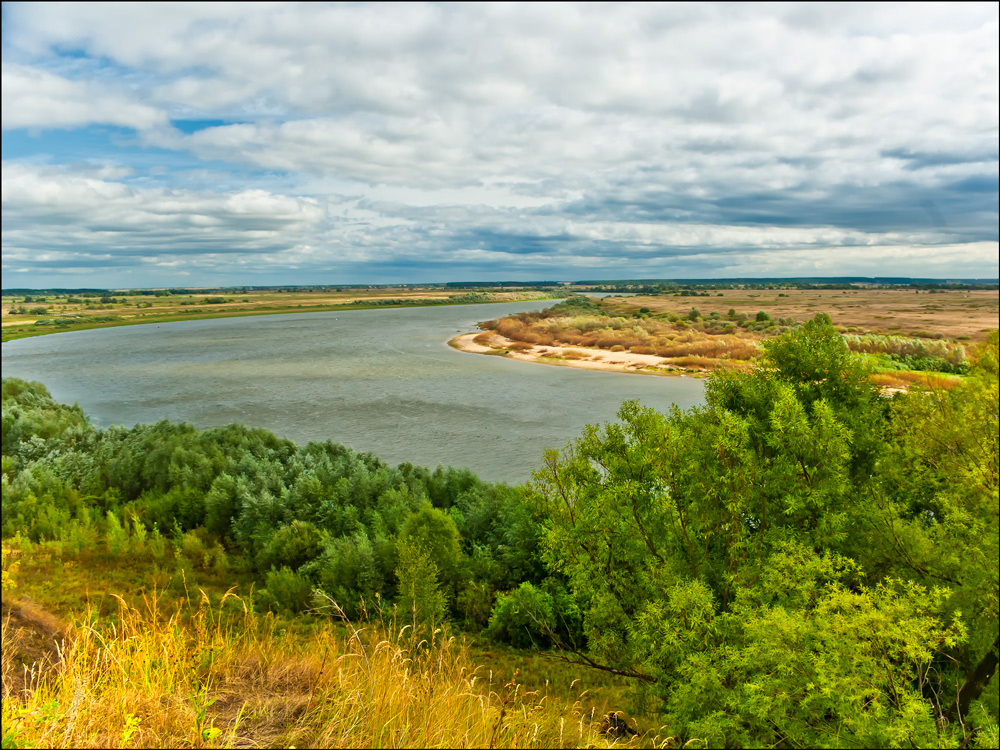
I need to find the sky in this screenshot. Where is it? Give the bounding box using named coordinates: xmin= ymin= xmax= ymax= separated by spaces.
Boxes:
xmin=2 ymin=2 xmax=998 ymax=289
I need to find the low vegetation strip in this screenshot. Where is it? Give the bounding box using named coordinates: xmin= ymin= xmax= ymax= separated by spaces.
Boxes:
xmin=0 ymin=288 xmax=564 ymax=343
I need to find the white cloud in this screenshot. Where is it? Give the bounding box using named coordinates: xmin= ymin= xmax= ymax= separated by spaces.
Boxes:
xmin=1 ymin=63 xmax=167 ymax=131
xmin=1 ymin=3 xmax=996 ymax=284
xmin=1 ymin=164 xmax=325 ymax=274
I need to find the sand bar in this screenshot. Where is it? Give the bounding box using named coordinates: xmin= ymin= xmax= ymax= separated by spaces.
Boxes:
xmin=448 ymin=331 xmax=708 ymax=378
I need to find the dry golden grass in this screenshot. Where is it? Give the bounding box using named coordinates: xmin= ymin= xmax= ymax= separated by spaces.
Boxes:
xmin=608 ymin=288 xmax=998 ymax=344
xmin=2 ymin=588 xmax=677 ymax=749
xmin=492 ymin=314 xmax=761 ymax=365
xmin=868 ymin=370 xmax=964 ymax=391
xmin=481 ymin=290 xmax=997 ymax=386
xmin=505 ymin=341 xmax=536 ymax=352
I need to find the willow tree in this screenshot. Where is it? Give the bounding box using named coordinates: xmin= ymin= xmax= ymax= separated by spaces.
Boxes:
xmin=530 ymin=317 xmax=998 ymax=748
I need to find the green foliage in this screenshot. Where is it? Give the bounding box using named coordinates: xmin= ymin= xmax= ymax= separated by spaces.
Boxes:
xmin=399 ymin=501 xmax=464 ymax=597
xmin=257 ymin=520 xmax=325 ymax=573
xmin=105 ymin=511 xmax=129 ymax=557
xmin=261 ymin=565 xmax=313 ymax=614
xmin=306 ymin=530 xmax=387 ymax=617
xmin=529 ymin=318 xmax=999 ymax=746
xmin=141 ymin=486 xmax=206 ymax=531
xmin=548 ymin=295 xmax=603 ymax=316
xmin=485 ymin=580 xmax=581 ymax=650
xmin=486 ymin=582 xmax=555 ymax=649
xmin=395 ymin=542 xmax=448 ymax=636
xmin=179 ymin=529 xmax=207 ymax=565
xmin=1 ymin=379 xmax=89 ymax=456
xmin=203 ymin=473 xmax=240 ymax=536
xmin=663 ymin=571 xmax=963 ymax=748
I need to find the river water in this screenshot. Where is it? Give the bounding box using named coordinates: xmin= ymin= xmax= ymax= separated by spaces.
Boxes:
xmin=1 ymin=301 xmax=705 ymax=483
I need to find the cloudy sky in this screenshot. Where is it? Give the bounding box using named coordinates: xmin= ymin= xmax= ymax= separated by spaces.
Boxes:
xmin=2 ymin=2 xmax=997 ymax=288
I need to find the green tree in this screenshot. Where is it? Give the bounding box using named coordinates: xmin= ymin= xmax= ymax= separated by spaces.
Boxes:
xmin=529 ymin=317 xmax=998 ymax=746
xmin=257 ymin=519 xmax=325 ymax=572
xmin=865 ymin=331 xmax=999 ymax=726
xmin=399 ymin=501 xmax=464 ymax=599
xmin=395 ymin=542 xmax=447 ymax=639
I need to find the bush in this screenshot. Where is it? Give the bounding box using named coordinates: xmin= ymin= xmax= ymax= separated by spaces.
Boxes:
xmin=257 ymin=520 xmax=325 ymax=573
xmin=261 ymin=566 xmax=314 ymax=614
xmin=400 ymin=502 xmax=464 ymax=595
xmin=180 ymin=529 xmax=207 ymax=565
xmin=142 ymin=486 xmax=206 ymax=532
xmin=307 ymin=532 xmax=386 ymax=617
xmin=486 ymin=582 xmax=556 ymax=648
xmin=457 ymin=579 xmax=495 ymax=629
xmin=105 ymin=511 xmax=129 ymax=557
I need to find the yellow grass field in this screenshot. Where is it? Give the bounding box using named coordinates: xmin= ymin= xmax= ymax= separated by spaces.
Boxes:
xmin=607 ymin=287 xmax=997 ymax=344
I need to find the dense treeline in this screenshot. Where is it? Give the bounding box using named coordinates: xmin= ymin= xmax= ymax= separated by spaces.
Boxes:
xmin=0 ymin=380 xmax=563 ymax=635
xmin=2 ymin=316 xmax=998 ymax=748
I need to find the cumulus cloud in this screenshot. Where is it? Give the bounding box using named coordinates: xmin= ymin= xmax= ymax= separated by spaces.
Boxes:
xmin=1 ymin=2 xmax=996 ymax=285
xmin=1 ymin=163 xmax=325 ymax=282
xmin=1 ymin=63 xmax=167 ymax=131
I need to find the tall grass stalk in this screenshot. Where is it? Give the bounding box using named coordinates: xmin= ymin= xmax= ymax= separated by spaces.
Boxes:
xmin=2 ymin=590 xmax=656 ymax=748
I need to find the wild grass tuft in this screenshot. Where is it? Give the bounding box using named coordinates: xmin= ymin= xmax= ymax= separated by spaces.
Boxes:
xmin=2 ymin=588 xmax=670 ymax=748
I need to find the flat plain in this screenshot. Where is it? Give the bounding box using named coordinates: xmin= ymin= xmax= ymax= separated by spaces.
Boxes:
xmin=454 ymin=286 xmax=998 ymax=387
xmin=609 ymin=287 xmax=998 ymax=343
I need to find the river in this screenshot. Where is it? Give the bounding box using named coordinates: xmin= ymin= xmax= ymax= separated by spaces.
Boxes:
xmin=1 ymin=301 xmax=705 ymax=483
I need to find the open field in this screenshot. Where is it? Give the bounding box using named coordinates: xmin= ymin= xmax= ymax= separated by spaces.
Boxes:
xmin=609 ymin=287 xmax=998 ymax=343
xmin=462 ymin=287 xmax=998 ymax=387
xmin=1 ymin=287 xmax=562 ymax=343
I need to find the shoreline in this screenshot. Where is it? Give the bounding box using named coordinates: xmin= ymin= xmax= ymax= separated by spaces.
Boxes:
xmin=447 ymin=331 xmax=942 ymax=393
xmin=448 ymin=331 xmax=711 ymax=378
xmin=1 ymin=294 xmax=563 ymax=344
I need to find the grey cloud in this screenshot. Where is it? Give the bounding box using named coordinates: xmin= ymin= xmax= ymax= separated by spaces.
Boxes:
xmin=1 ymin=164 xmax=325 ymax=266
xmin=2 ymin=3 xmax=997 ymax=285
xmin=882 ymin=147 xmax=1000 ymax=171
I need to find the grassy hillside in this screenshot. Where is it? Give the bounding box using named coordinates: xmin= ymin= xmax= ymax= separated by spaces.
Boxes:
xmin=2 ymin=540 xmax=656 ymax=749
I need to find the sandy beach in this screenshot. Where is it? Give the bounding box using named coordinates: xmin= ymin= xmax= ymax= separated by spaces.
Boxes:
xmin=448 ymin=331 xmax=709 ymax=377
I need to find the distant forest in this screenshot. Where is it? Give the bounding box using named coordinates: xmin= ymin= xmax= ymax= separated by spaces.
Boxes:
xmin=3 ymin=276 xmax=997 ymax=296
